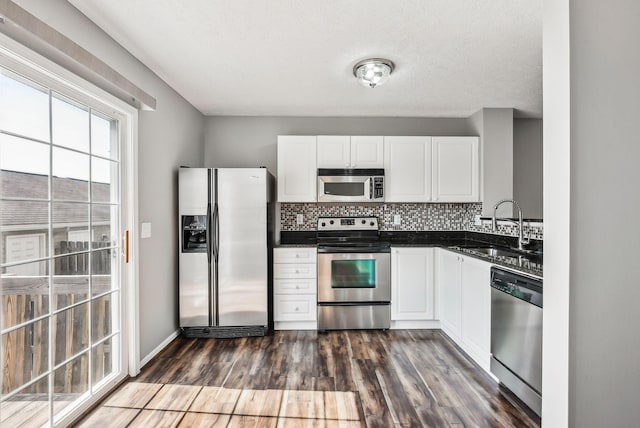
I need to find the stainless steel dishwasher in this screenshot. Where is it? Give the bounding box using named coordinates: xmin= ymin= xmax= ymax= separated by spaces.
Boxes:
xmin=490 ymin=267 xmax=543 ymax=416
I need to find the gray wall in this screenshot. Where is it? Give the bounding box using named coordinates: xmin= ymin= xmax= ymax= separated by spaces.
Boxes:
xmin=15 ymin=0 xmax=206 ymax=359
xmin=468 ymin=108 xmax=514 ymax=216
xmin=203 ymin=116 xmax=472 ymax=172
xmin=569 ymin=1 xmax=640 ymax=426
xmin=513 ymin=119 xmax=543 ymax=218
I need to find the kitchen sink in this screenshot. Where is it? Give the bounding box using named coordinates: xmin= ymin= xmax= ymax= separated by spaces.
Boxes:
xmin=466 ymin=247 xmax=524 ymax=258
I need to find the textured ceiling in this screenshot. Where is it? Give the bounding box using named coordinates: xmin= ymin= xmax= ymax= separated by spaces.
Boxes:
xmin=69 ymin=0 xmax=542 ymax=118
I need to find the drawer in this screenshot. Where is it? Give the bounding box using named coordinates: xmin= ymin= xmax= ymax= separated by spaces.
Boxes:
xmin=274 ymin=294 xmax=317 ymax=321
xmin=274 ymin=278 xmax=317 ymax=295
xmin=274 ymin=247 xmax=317 ymax=263
xmin=273 ymin=263 xmax=316 ymax=279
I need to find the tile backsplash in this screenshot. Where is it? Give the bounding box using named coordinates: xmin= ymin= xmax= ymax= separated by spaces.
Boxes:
xmin=280 ymin=203 xmax=544 ymax=240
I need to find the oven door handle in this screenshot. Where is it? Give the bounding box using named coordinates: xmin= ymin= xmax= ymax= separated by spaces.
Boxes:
xmin=317 ymin=246 xmax=391 ymax=254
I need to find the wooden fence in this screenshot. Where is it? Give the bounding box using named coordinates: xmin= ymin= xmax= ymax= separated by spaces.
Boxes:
xmin=54 ymin=241 xmax=113 ymax=275
xmin=1 ymin=276 xmax=113 ymax=395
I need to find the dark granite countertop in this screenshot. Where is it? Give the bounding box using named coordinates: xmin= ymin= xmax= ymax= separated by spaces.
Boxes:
xmin=278 ymin=230 xmax=543 ymax=279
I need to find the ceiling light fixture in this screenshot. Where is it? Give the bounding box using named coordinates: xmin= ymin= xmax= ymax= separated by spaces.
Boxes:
xmin=353 ymin=58 xmax=395 ymax=88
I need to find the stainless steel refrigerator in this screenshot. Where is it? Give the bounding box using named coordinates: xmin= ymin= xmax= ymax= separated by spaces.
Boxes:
xmin=178 ymin=167 xmax=274 ymax=338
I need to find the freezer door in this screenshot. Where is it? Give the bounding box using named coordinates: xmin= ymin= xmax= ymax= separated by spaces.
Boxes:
xmin=216 ymin=169 xmax=268 ymax=326
xmin=179 ymin=168 xmax=213 ymax=327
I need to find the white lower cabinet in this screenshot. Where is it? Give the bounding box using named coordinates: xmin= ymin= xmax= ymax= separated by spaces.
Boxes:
xmin=437 ymin=249 xmax=462 ymax=340
xmin=437 ymin=248 xmax=492 ymax=373
xmin=273 ymin=247 xmax=317 ymax=330
xmin=390 ymin=247 xmax=438 ymax=328
xmin=460 ymin=255 xmax=492 ymax=371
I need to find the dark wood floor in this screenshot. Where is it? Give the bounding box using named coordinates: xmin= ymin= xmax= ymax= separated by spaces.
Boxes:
xmin=76 ymin=330 xmax=540 ymax=427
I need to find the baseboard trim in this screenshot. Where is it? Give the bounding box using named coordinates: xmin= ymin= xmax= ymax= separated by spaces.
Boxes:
xmin=390 ymin=320 xmax=441 ymax=329
xmin=274 ymin=321 xmax=317 ymax=330
xmin=139 ymin=329 xmax=180 ymax=369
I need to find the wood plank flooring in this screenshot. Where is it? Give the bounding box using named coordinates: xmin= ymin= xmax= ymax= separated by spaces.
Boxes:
xmin=75 ymin=330 xmax=540 ymax=427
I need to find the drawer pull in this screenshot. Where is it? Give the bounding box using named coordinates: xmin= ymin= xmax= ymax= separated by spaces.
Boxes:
xmin=295 ymin=307 xmax=299 ymax=311
xmin=295 ymin=254 xmax=300 ymax=258
xmin=295 ymin=285 xmax=300 ymax=289
xmin=295 ymin=269 xmax=299 ymax=273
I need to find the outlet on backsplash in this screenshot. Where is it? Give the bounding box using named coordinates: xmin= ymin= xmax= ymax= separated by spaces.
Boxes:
xmin=393 ymin=214 xmax=401 ymax=225
xmin=296 ymin=214 xmax=304 ymax=225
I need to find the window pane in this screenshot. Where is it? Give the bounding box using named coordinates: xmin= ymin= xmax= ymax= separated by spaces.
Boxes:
xmin=52 ymin=258 xmax=90 ymax=310
xmin=0 ymin=70 xmax=50 ymax=142
xmin=0 ymin=270 xmax=49 ymax=330
xmin=92 ymin=292 xmax=118 ymax=343
xmin=91 ymin=112 xmax=118 ymax=160
xmin=92 ymin=250 xmax=118 ymax=295
xmin=1 ymin=201 xmax=49 ymax=264
xmin=1 ymin=319 xmax=49 ymax=394
xmin=0 ymin=133 xmax=49 ymax=199
xmin=0 ymin=377 xmax=50 ymax=428
xmin=53 ymin=202 xmax=90 ymax=255
xmin=92 ymin=204 xmax=118 ymax=248
xmin=52 ymin=94 xmax=89 ymax=153
xmin=53 ymin=303 xmax=89 ymax=366
xmin=52 ymin=147 xmax=89 ymax=201
xmin=91 ymin=157 xmax=118 ymax=203
xmin=53 ymin=353 xmax=89 ymax=420
xmin=92 ymin=335 xmax=116 ymax=386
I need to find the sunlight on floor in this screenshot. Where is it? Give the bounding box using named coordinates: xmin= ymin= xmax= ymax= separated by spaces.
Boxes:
xmin=78 ymin=382 xmax=363 ymax=427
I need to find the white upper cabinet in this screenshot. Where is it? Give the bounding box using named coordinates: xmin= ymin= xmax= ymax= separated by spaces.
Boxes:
xmin=350 ymin=136 xmax=384 ymax=168
xmin=277 ymin=136 xmax=317 ymax=202
xmin=317 ymin=136 xmax=350 ymax=168
xmin=432 ymin=136 xmax=479 ymax=202
xmin=391 ymin=247 xmax=435 ymax=321
xmin=317 ymin=136 xmax=383 ymax=169
xmin=384 ymin=136 xmax=432 ymax=202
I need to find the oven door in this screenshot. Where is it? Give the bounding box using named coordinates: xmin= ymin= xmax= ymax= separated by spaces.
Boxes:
xmin=317 ymin=252 xmax=391 ymax=303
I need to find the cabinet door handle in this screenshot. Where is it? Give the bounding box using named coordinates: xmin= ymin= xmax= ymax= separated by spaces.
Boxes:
xmin=295 ymin=307 xmax=299 ymax=311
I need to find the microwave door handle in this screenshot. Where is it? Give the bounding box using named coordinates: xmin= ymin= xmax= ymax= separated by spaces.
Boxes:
xmin=365 ymin=177 xmax=373 ymax=200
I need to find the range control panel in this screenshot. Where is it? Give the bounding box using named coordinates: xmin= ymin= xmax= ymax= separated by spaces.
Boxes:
xmin=317 ymin=217 xmax=379 ymax=231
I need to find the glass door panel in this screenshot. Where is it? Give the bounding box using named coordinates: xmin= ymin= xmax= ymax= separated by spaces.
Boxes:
xmin=1 ymin=65 xmax=125 ymax=426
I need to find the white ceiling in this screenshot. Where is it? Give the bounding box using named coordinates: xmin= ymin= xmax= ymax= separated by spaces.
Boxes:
xmin=69 ymin=0 xmax=542 ymax=118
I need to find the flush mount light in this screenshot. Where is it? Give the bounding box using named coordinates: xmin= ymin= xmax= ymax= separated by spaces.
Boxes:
xmin=353 ymin=58 xmax=395 ymax=88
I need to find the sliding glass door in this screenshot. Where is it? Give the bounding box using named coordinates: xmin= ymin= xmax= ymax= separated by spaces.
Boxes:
xmin=0 ymin=65 xmax=126 ymax=426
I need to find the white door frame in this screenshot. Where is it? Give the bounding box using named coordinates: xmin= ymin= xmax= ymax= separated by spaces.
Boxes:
xmin=0 ymin=32 xmax=140 ymax=425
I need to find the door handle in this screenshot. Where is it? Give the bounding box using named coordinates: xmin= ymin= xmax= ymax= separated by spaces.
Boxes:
xmin=214 ymin=203 xmax=220 ymax=262
xmin=206 ymin=203 xmax=212 ymax=263
xmin=124 ymin=230 xmax=129 ymax=263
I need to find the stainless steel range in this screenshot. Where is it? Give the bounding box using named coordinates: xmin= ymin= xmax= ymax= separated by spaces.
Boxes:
xmin=316 ymin=217 xmax=391 ymax=330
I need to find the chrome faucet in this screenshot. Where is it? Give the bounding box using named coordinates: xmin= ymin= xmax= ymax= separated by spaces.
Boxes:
xmin=492 ymin=199 xmax=530 ymax=251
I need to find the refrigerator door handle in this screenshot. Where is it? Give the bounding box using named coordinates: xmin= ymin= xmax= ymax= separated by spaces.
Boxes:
xmin=214 ymin=203 xmax=220 ymax=262
xmin=206 ymin=203 xmax=212 ymax=263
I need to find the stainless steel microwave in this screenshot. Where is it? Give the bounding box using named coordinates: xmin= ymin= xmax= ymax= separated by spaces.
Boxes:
xmin=317 ymin=169 xmax=384 ymax=202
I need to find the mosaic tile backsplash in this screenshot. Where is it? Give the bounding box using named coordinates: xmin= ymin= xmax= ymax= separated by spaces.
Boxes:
xmin=280 ymin=203 xmax=544 ymax=240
